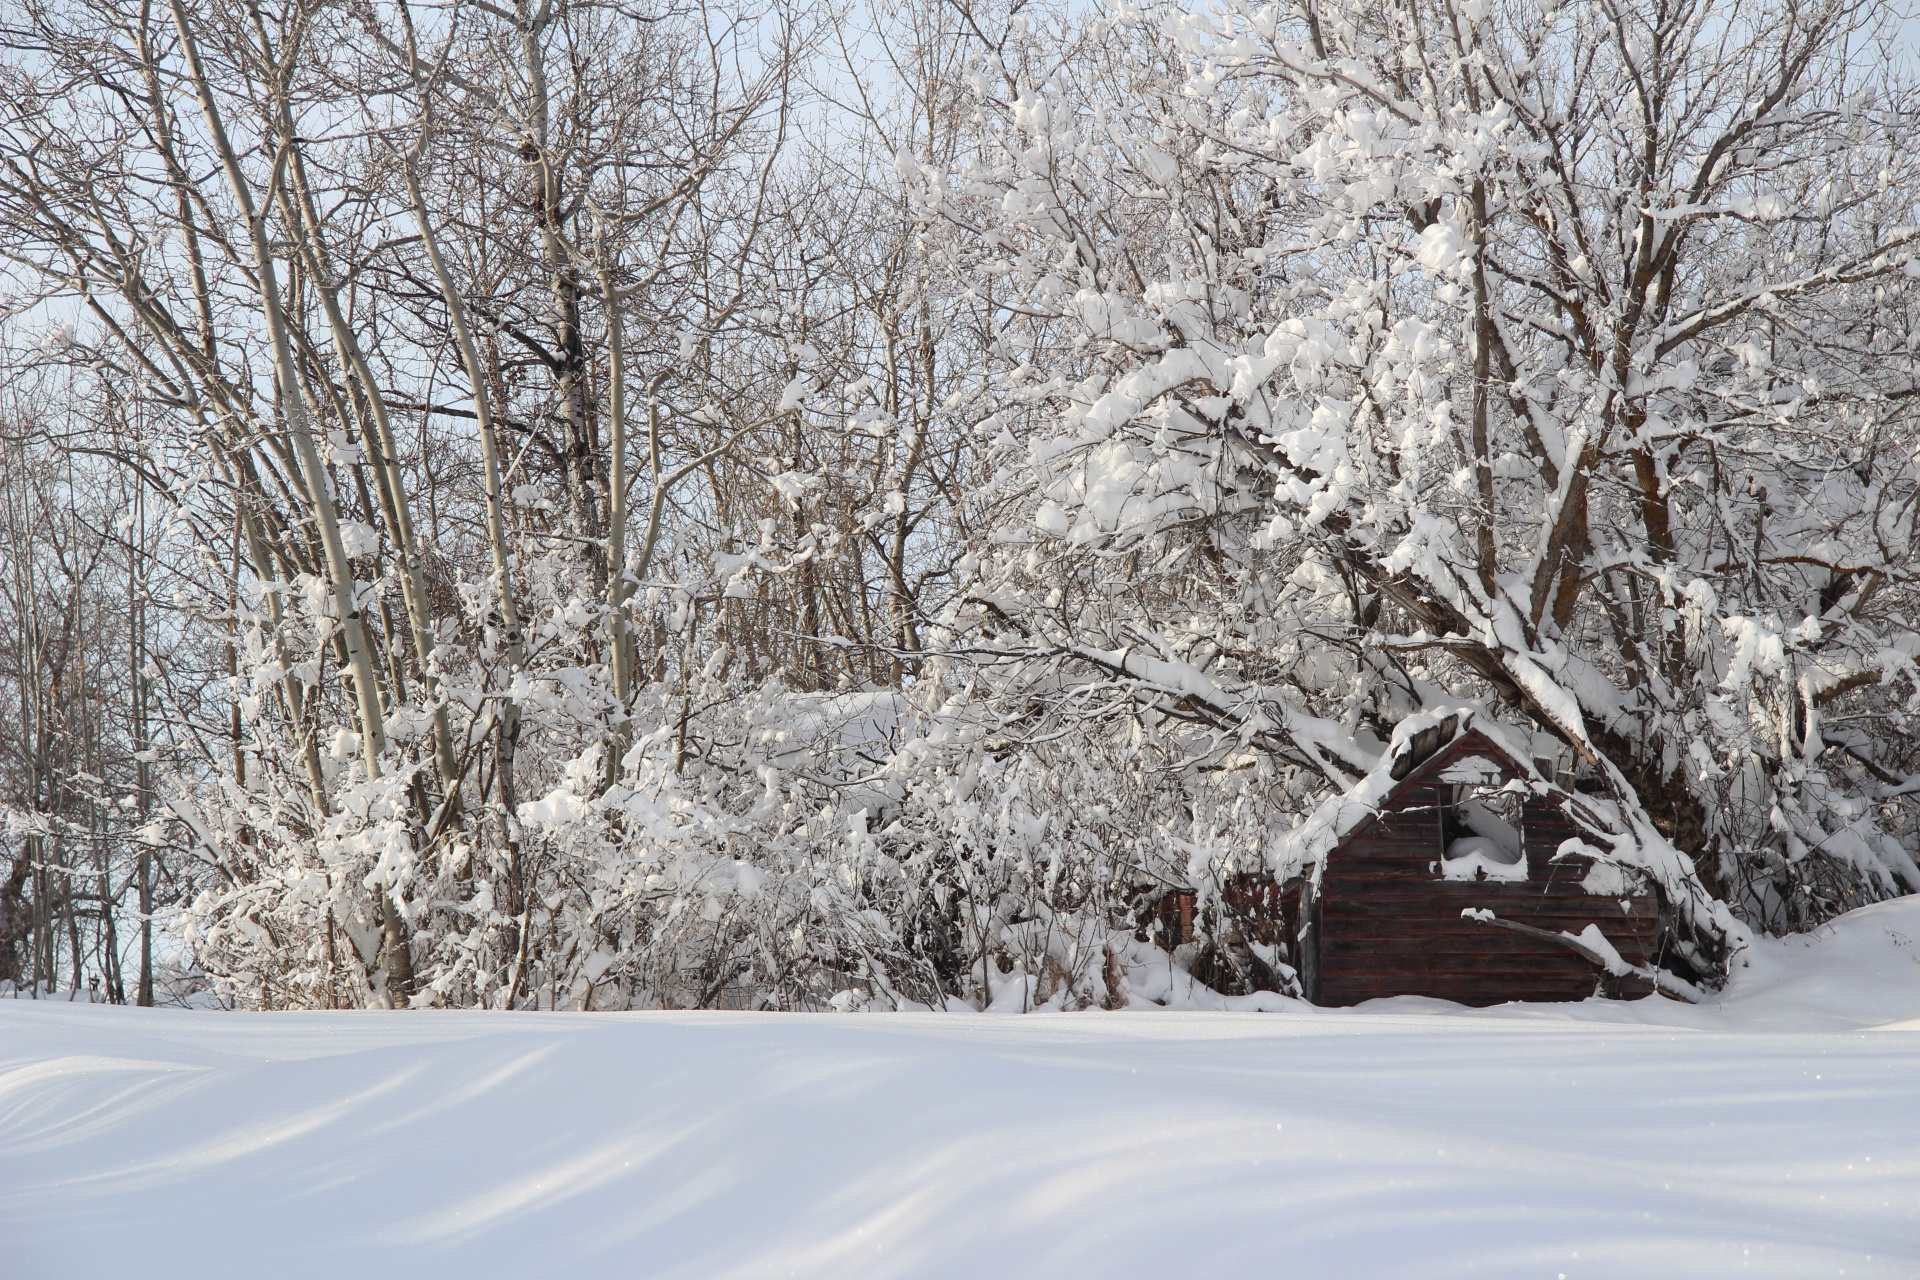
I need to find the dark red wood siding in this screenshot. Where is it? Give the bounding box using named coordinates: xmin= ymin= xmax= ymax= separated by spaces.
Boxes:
xmin=1310 ymin=731 xmax=1659 ymax=1007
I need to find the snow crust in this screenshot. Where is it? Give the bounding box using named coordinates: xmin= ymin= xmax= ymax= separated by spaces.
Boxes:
xmin=3 ymin=899 xmax=1917 ymax=1280
xmin=1441 ymin=835 xmax=1527 ymax=881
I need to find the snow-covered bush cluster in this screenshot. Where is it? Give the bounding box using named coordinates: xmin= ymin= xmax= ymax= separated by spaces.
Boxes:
xmin=2 ymin=0 xmax=1916 ymax=1007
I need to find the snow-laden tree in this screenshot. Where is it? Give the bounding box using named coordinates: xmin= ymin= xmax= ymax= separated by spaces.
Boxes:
xmin=910 ymin=0 xmax=1920 ymax=981
xmin=0 ymin=0 xmax=820 ymax=1007
xmin=7 ymin=0 xmax=1916 ymax=1009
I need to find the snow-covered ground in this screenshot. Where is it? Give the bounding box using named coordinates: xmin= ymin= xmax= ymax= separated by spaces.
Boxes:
xmin=4 ymin=900 xmax=1918 ymax=1280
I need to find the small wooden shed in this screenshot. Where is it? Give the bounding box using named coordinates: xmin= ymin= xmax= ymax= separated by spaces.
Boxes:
xmin=1279 ymin=712 xmax=1665 ymax=1007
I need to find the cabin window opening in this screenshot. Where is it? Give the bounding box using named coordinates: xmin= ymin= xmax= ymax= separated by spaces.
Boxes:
xmin=1440 ymin=783 xmax=1526 ymax=881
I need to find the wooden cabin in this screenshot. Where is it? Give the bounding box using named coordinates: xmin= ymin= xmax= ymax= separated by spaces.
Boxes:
xmin=1284 ymin=715 xmax=1663 ymax=1006
xmin=1144 ymin=712 xmax=1670 ymax=1006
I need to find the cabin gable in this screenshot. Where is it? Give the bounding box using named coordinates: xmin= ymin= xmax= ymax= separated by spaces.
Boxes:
xmin=1303 ymin=727 xmax=1661 ymax=1007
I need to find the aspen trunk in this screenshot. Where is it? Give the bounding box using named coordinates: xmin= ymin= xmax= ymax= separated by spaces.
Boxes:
xmin=402 ymin=119 xmax=531 ymax=1002
xmin=168 ymin=0 xmax=410 ymax=1004
xmin=280 ymin=149 xmax=461 ymax=806
xmin=598 ymin=259 xmax=633 ymax=783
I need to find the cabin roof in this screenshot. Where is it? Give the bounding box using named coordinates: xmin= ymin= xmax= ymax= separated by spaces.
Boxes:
xmin=1270 ymin=706 xmax=1618 ymax=880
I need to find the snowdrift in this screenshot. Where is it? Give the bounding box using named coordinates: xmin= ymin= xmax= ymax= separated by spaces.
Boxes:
xmin=3 ymin=900 xmax=1916 ymax=1280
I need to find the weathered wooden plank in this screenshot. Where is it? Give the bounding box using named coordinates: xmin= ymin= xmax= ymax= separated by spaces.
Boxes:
xmin=1321 ymin=934 xmax=1649 ymax=960
xmin=1324 ymin=904 xmax=1659 ymax=928
xmin=1316 ymin=884 xmax=1642 ymax=901
xmin=1322 ymin=942 xmax=1655 ymax=969
xmin=1320 ymin=968 xmax=1645 ymax=994
xmin=1324 ymin=928 xmax=1655 ymax=958
xmin=1319 ymin=889 xmax=1658 ymax=914
xmin=1319 ymin=861 xmax=1435 ymax=880
xmin=1326 ymin=954 xmax=1651 ymax=976
xmin=1323 ymin=933 xmax=1656 ymax=956
xmin=1323 ymin=917 xmax=1657 ymax=943
xmin=1332 ymin=839 xmax=1443 ymax=855
xmin=1324 ymin=917 xmax=1654 ymax=954
xmin=1321 ymin=990 xmax=1600 ymax=1004
xmin=1322 ymin=980 xmax=1599 ymax=998
xmin=1319 ymin=968 xmax=1640 ymax=988
xmin=1331 ymin=873 xmax=1644 ymax=892
xmin=1342 ymin=836 xmax=1448 ymax=851
xmin=1523 ymin=812 xmax=1580 ymax=829
xmin=1324 ymin=922 xmax=1652 ymax=941
xmin=1316 ymin=877 xmax=1628 ymax=892
xmin=1321 ymin=908 xmax=1658 ymax=935
xmin=1321 ymin=939 xmax=1599 ymax=957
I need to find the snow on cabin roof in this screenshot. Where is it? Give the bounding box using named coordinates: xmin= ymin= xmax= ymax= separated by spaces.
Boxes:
xmin=1268 ymin=705 xmax=1589 ymax=880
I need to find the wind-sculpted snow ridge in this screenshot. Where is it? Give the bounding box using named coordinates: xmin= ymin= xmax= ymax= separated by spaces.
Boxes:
xmin=3 ymin=900 xmax=1916 ymax=1280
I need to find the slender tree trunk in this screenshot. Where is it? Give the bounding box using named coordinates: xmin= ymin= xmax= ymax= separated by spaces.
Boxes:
xmin=399 ymin=62 xmax=530 ymax=997
xmin=132 ymin=478 xmax=154 ymax=1006
xmin=168 ymin=0 xmax=407 ymax=1002
xmin=280 ymin=148 xmax=461 ymax=808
